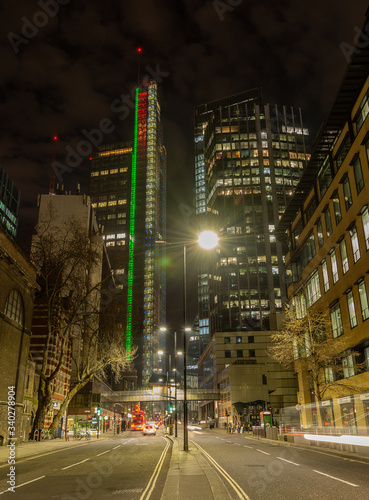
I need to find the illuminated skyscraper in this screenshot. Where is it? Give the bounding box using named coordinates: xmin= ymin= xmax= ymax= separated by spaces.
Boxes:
xmin=195 ymin=89 xmax=310 ymax=342
xmin=90 ymin=80 xmax=167 ymax=386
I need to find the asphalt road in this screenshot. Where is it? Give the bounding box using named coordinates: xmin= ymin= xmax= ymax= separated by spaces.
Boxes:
xmin=189 ymin=429 xmax=369 ymax=500
xmin=0 ymin=431 xmax=170 ymax=500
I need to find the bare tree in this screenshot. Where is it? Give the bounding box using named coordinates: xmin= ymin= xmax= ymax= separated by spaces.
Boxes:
xmin=30 ymin=206 xmax=135 ymax=436
xmin=268 ymin=296 xmax=365 ymax=425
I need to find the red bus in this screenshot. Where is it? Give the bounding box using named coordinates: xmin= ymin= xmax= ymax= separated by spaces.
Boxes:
xmin=131 ymin=406 xmax=146 ymax=431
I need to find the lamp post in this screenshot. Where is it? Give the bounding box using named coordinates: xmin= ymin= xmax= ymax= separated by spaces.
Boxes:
xmin=183 ymin=230 xmax=219 ymax=452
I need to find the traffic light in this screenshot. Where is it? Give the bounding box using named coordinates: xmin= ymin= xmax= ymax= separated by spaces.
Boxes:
xmin=168 ymin=405 xmax=174 ymax=413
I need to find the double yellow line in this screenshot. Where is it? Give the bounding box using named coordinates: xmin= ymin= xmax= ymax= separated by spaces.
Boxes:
xmin=139 ymin=438 xmax=171 ymax=500
xmin=192 ymin=440 xmax=251 ymax=500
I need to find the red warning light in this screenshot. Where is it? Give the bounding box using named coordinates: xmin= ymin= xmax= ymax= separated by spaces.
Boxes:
xmin=137 ymin=47 xmax=142 ymax=53
xmin=53 ymin=136 xmax=58 ymax=141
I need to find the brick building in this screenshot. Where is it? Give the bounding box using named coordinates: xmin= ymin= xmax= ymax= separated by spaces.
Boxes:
xmin=0 ymin=225 xmax=38 ymax=444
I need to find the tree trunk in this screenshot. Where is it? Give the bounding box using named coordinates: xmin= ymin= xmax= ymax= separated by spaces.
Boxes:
xmin=48 ymin=379 xmax=91 ymax=435
xmin=30 ymin=378 xmax=53 ymax=439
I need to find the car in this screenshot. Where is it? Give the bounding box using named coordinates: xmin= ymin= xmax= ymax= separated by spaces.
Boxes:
xmin=143 ymin=424 xmax=156 ymax=436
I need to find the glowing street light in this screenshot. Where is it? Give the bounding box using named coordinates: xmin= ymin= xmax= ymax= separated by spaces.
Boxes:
xmin=197 ymin=230 xmax=219 ymax=250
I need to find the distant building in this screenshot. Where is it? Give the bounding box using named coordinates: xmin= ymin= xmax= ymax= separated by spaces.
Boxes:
xmin=277 ymin=15 xmax=369 ymax=432
xmin=197 ymin=330 xmax=298 ymax=426
xmin=0 ymin=225 xmax=38 ymax=444
xmin=0 ymin=165 xmax=20 ymax=239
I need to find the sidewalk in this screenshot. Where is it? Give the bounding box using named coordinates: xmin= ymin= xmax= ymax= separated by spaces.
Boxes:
xmin=0 ymin=431 xmax=116 ymax=465
xmin=161 ymin=435 xmax=232 ymax=500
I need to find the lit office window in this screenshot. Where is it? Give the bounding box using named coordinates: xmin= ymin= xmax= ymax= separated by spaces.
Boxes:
xmin=330 ymin=249 xmax=339 ymax=284
xmin=350 ymin=226 xmax=361 ymax=263
xmin=361 ymin=207 xmax=369 ymax=250
xmin=340 ymin=238 xmax=349 ymax=274
xmin=306 ymin=272 xmax=321 ymax=307
xmin=343 ymin=177 xmax=352 ymax=210
xmin=342 ymin=351 xmax=355 ymax=378
xmin=322 ymin=260 xmax=330 ymax=292
xmin=325 ymin=367 xmax=334 ymax=383
xmin=358 ymin=281 xmax=369 ymax=321
xmin=324 ymin=208 xmax=332 ymax=237
xmin=353 ymin=157 xmax=364 ymax=194
xmin=332 ymin=192 xmax=342 ymax=225
xmin=346 ymin=290 xmax=357 ymax=328
xmin=330 ymin=302 xmax=343 ymax=338
xmin=316 ymin=220 xmax=324 ymax=247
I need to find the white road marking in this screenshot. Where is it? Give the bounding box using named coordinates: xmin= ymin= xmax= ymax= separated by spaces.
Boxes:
xmin=277 ymin=457 xmax=300 ymax=466
xmin=96 ymin=450 xmax=110 ymax=456
xmin=243 ymin=445 xmax=253 ymax=449
xmin=256 ymin=449 xmax=270 ymax=455
xmin=61 ymin=458 xmax=90 ymax=470
xmin=112 ymin=445 xmax=121 ymax=450
xmin=313 ymin=470 xmax=359 ymax=487
xmin=0 ymin=475 xmax=46 ymax=494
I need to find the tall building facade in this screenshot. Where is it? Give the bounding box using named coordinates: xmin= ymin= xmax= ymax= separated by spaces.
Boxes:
xmin=130 ymin=80 xmax=167 ymax=386
xmin=277 ymin=18 xmax=369 ymax=432
xmin=195 ymin=89 xmax=310 ymax=341
xmin=90 ymin=80 xmax=167 ymax=387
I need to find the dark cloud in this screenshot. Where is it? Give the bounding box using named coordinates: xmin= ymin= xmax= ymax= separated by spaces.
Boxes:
xmin=0 ymin=0 xmax=367 ymax=322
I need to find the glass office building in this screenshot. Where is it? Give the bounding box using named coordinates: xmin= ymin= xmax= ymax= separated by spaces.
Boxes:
xmin=195 ymin=89 xmax=310 ymax=340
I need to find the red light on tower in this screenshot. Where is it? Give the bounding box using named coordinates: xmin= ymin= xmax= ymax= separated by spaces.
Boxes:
xmin=53 ymin=135 xmax=58 ymax=141
xmin=137 ymin=47 xmax=142 ymax=53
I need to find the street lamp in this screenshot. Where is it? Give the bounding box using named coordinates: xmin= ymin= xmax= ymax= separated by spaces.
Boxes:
xmin=183 ymin=230 xmax=218 ymax=451
xmin=159 ymin=327 xmax=182 ymax=437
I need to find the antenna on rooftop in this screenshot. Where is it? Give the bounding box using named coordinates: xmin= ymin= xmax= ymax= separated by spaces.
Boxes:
xmin=49 ymin=135 xmax=58 ymax=195
xmin=137 ymin=46 xmax=142 ymax=86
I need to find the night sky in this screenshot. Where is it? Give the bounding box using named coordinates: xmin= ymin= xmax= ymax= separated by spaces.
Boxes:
xmin=0 ymin=0 xmax=368 ymax=326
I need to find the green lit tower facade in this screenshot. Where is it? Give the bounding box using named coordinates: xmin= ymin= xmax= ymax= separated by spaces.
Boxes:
xmin=195 ymin=89 xmax=310 ymax=341
xmin=127 ymin=80 xmax=167 ymax=386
